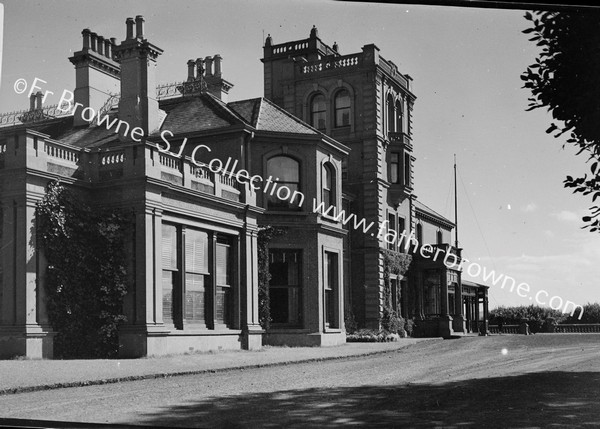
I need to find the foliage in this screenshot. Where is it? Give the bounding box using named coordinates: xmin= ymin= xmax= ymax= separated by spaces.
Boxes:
xmin=565 ymin=302 xmax=600 ymax=323
xmin=404 ymin=318 xmax=415 ymax=337
xmin=36 ymin=181 xmax=131 ymax=358
xmin=346 ymin=329 xmax=399 ymax=343
xmin=521 ymin=10 xmax=600 ymax=231
xmin=344 ymin=307 xmax=358 ymax=334
xmin=380 ymin=250 xmax=412 ymax=334
xmin=490 ymin=305 xmax=567 ymax=333
xmin=257 ymin=226 xmax=286 ymax=331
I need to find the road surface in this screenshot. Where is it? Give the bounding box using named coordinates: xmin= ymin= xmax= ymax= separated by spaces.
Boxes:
xmin=1 ymin=334 xmax=599 ymax=428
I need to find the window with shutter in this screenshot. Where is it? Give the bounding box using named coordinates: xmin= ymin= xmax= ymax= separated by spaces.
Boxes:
xmin=215 ymin=242 xmax=231 ymax=325
xmin=184 ymin=229 xmax=208 ymax=324
xmin=162 ymin=224 xmax=179 ymax=326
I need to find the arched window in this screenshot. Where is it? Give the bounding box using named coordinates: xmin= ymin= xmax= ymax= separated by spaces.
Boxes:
xmin=266 ymin=156 xmax=302 ymax=210
xmin=334 ymin=90 xmax=351 ymax=127
xmin=387 ymin=94 xmax=395 ymax=134
xmin=395 ymin=100 xmax=403 ymax=134
xmin=310 ymin=94 xmax=327 ymax=130
xmin=322 ymin=162 xmax=336 ymax=210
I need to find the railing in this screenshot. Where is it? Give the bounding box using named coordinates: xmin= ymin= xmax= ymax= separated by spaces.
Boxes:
xmin=0 ymin=103 xmax=72 ymax=128
xmin=190 ymin=164 xmax=212 ymax=181
xmin=100 ymin=151 xmax=124 ymax=166
xmin=97 ymin=94 xmax=120 ymax=118
xmin=271 ymin=40 xmax=309 ymax=55
xmin=489 ymin=324 xmax=600 ymax=334
xmin=45 ymin=141 xmax=80 ymax=164
xmin=301 ymin=54 xmax=360 ymax=74
xmin=219 ymin=172 xmax=238 ymax=189
xmin=430 ymin=243 xmax=459 ymax=257
xmin=489 ymin=325 xmax=520 ymax=334
xmin=156 ymin=80 xmax=206 ymax=101
xmin=159 ymin=152 xmax=182 ymax=171
xmin=554 ymin=324 xmax=600 ymax=333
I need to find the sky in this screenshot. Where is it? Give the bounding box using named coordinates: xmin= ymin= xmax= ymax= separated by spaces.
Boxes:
xmin=0 ymin=0 xmax=598 ymax=311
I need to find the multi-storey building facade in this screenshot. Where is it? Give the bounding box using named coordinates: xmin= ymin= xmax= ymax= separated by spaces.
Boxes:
xmin=0 ymin=17 xmax=488 ymax=359
xmin=262 ymin=26 xmax=489 ymax=337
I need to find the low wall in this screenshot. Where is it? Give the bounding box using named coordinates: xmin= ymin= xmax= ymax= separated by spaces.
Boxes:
xmin=489 ymin=323 xmax=600 ymax=334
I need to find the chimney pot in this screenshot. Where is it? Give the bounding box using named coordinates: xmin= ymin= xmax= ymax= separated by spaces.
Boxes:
xmin=135 ymin=15 xmax=145 ymax=38
xmin=187 ymin=59 xmax=196 ymax=81
xmin=35 ymin=91 xmax=43 ymax=110
xmin=204 ymin=56 xmax=213 ymax=76
xmin=126 ymin=18 xmax=135 ymax=40
xmin=97 ymin=36 xmax=105 ymax=56
xmin=90 ymin=32 xmax=98 ymax=51
xmin=196 ymin=58 xmax=205 ymax=78
xmin=82 ymin=29 xmax=91 ymax=50
xmin=213 ymin=54 xmax=222 ymax=77
xmin=104 ymin=39 xmax=111 ymax=58
xmin=29 ymin=93 xmax=36 ymax=111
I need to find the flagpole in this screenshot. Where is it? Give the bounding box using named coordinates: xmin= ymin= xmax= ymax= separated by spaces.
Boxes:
xmin=454 ymin=154 xmax=458 ymax=249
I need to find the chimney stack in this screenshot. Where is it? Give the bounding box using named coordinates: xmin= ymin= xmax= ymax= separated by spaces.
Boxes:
xmin=35 ymin=91 xmax=43 ymax=110
xmin=69 ymin=26 xmax=120 ymax=126
xmin=126 ymin=18 xmax=135 ymax=40
xmin=113 ymin=16 xmax=163 ymax=138
xmin=135 ymin=15 xmax=144 ymax=38
xmin=204 ymin=56 xmax=213 ymax=76
xmin=187 ymin=60 xmax=196 ymax=81
xmin=203 ymin=54 xmax=233 ymax=102
xmin=90 ymin=32 xmax=98 ymax=51
xmin=29 ymin=93 xmax=36 ymax=111
xmin=97 ymin=36 xmax=104 ymax=56
xmin=213 ymin=55 xmax=222 ymax=77
xmin=196 ymin=58 xmax=204 ymax=78
xmin=82 ymin=29 xmax=91 ymax=49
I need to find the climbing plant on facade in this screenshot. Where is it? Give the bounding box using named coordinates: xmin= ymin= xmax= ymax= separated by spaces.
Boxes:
xmin=380 ymin=250 xmax=412 ymax=334
xmin=257 ymin=225 xmax=286 ymax=331
xmin=36 ymin=181 xmax=131 ymax=358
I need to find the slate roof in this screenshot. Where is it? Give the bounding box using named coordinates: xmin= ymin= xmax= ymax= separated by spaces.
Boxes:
xmin=158 ymin=94 xmax=243 ymax=135
xmin=228 ymin=98 xmax=318 ymax=135
xmin=3 ymin=92 xmax=326 ymax=148
xmin=414 ymin=200 xmax=455 ymax=228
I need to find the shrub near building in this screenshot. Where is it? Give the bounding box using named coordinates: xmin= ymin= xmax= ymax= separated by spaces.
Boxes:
xmin=490 ymin=305 xmax=567 ymax=333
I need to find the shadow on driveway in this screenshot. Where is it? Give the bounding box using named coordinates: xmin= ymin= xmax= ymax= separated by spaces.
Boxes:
xmin=133 ymin=371 xmax=600 ymax=428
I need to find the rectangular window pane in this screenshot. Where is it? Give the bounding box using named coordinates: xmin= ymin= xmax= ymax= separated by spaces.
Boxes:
xmin=216 ymin=243 xmax=230 ymax=286
xmin=269 ymin=250 xmax=302 ymax=326
xmin=162 ymin=224 xmax=177 ymax=270
xmin=185 ymin=229 xmax=208 ymax=274
xmin=162 ymin=224 xmax=178 ymax=326
xmin=162 ymin=270 xmax=174 ymax=324
xmin=185 ymin=273 xmax=205 ymax=322
xmin=404 ymin=153 xmax=411 ymax=186
xmin=390 ymin=153 xmax=399 ymax=184
xmin=325 ymin=252 xmax=338 ymax=327
xmin=398 ymin=217 xmax=405 ymax=251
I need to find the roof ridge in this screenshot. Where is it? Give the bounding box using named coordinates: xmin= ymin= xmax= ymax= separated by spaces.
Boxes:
xmin=200 ymin=92 xmax=247 ymax=126
xmin=415 ymin=199 xmax=454 ymax=226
